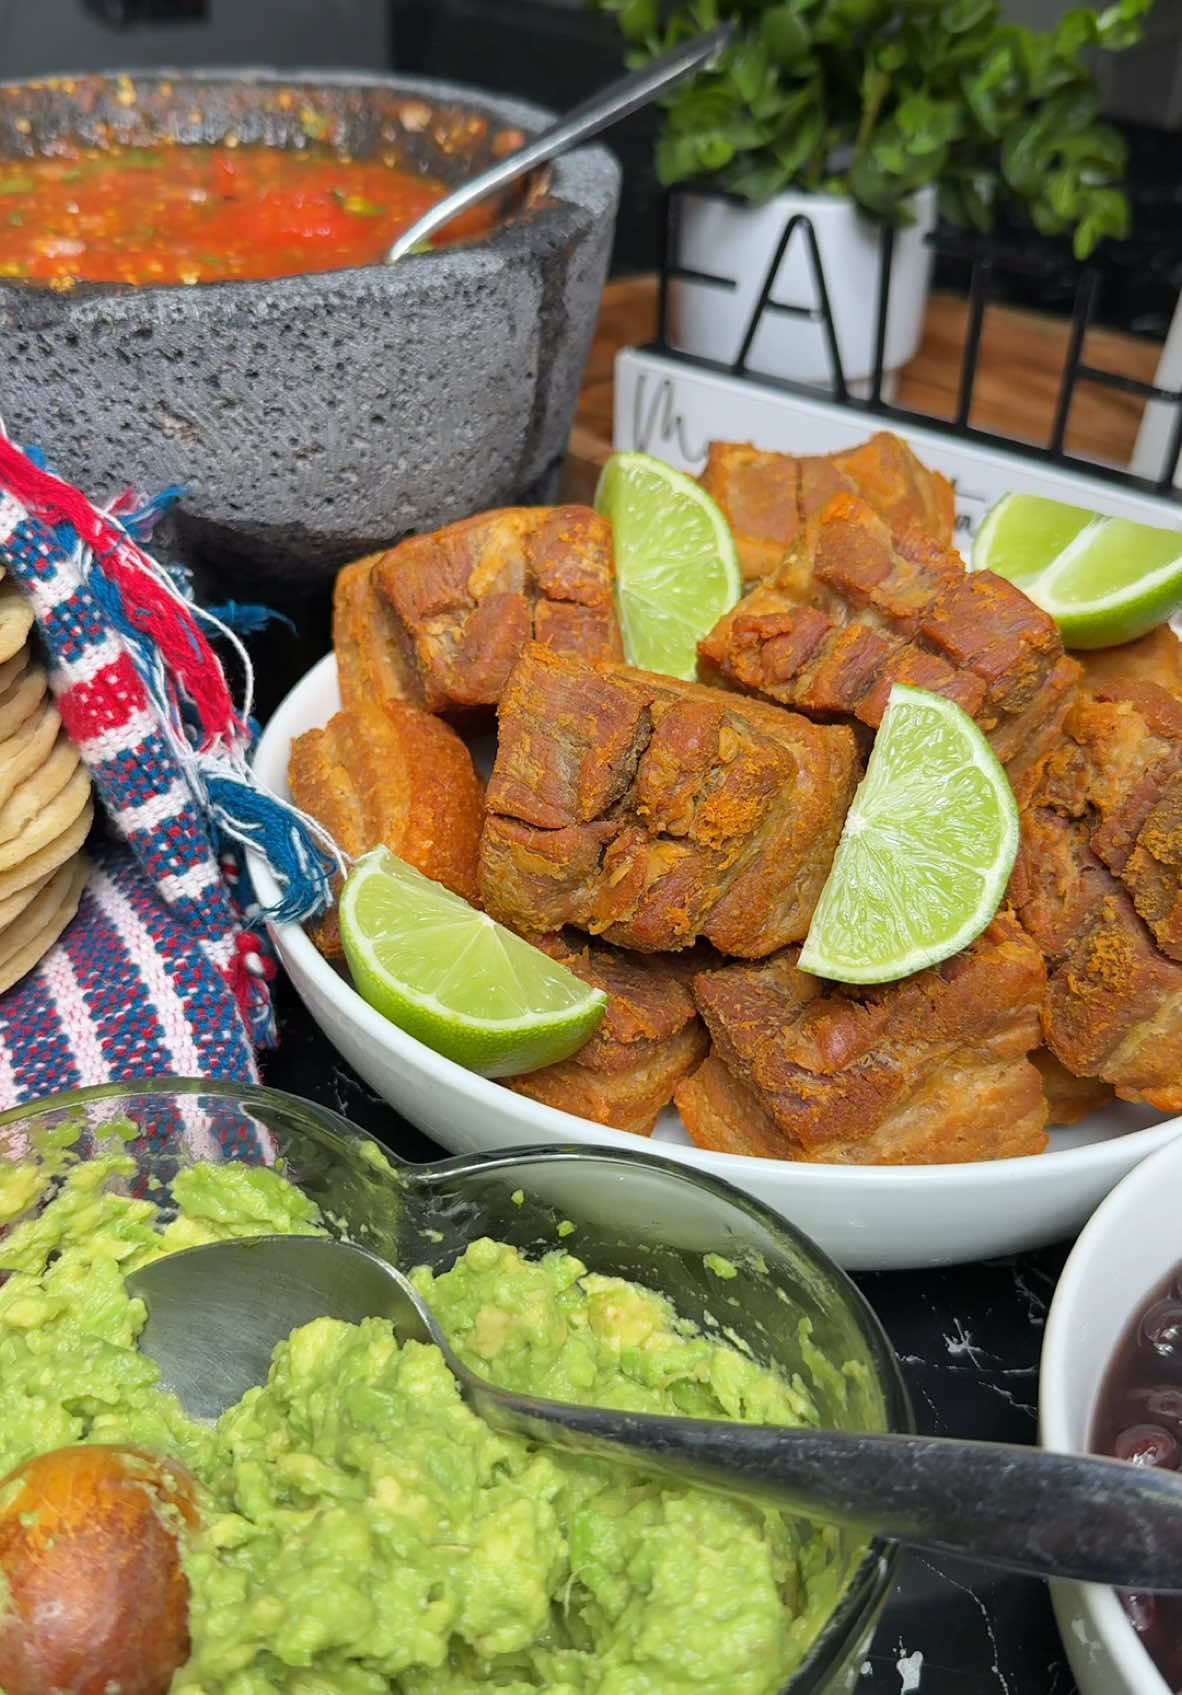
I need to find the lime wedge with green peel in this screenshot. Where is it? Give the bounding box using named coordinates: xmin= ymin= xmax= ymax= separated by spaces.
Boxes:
xmin=594 ymin=450 xmax=742 ymax=680
xmin=973 ymin=492 xmax=1182 ymax=649
xmin=798 ymin=685 xmax=1019 ymax=985
xmin=338 ymin=848 xmax=608 ymax=1077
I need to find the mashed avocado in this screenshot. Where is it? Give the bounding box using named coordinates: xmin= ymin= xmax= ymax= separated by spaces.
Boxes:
xmin=0 ymin=1154 xmax=855 ymax=1695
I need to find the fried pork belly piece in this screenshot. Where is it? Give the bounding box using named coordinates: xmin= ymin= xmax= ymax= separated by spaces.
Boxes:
xmin=674 ymin=914 xmax=1049 ymax=1164
xmin=504 ymin=933 xmax=709 ymax=1134
xmin=699 ymin=444 xmax=802 ymax=581
xmin=699 ymin=431 xmax=956 ymax=583
xmin=699 ymin=493 xmax=1081 ymax=770
xmin=1011 ymin=679 xmax=1182 ymax=1110
xmin=1077 ymin=623 xmax=1182 ymax=705
xmin=479 ymin=645 xmax=860 ymax=958
xmin=288 ymin=698 xmax=484 ymax=958
xmin=1031 ymin=1047 xmax=1115 ymax=1125
xmin=1015 ymin=680 xmax=1182 ymax=961
xmin=830 ymin=433 xmax=957 ymax=544
xmin=333 ymin=506 xmax=623 ymax=717
xmin=334 ymin=551 xmax=420 ymax=709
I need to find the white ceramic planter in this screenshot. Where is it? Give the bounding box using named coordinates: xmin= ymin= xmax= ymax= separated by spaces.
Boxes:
xmin=665 ymin=183 xmax=937 ymax=396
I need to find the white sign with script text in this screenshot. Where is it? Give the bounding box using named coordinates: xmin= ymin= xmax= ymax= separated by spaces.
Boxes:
xmin=613 ymin=346 xmax=1182 ymax=556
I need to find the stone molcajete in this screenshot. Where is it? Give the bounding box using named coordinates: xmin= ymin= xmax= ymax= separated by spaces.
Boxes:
xmin=0 ymin=71 xmax=620 ymax=589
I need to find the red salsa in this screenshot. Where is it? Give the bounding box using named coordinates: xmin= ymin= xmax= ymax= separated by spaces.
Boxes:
xmin=0 ymin=141 xmax=494 ymax=287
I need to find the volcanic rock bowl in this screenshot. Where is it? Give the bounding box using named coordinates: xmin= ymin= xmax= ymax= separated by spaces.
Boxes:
xmin=0 ymin=70 xmax=621 ymax=591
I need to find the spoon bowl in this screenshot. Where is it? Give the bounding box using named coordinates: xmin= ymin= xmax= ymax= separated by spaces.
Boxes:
xmin=128 ymin=1231 xmax=1182 ymax=1594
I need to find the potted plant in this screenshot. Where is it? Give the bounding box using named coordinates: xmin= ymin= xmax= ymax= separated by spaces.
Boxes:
xmin=595 ymin=0 xmax=1151 ymax=392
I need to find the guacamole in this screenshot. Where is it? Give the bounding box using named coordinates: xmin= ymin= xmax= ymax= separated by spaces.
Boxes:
xmin=0 ymin=1154 xmax=853 ymax=1695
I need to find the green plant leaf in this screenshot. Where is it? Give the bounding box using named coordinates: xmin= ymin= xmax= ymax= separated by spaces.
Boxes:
xmin=1000 ymin=112 xmax=1052 ymax=193
xmin=1043 ymin=83 xmax=1101 ymax=135
xmin=594 ymin=0 xmax=1143 ymax=249
xmin=729 ymin=37 xmax=771 ymax=104
xmin=962 ymin=78 xmax=1001 ymax=138
xmin=874 ymin=39 xmax=909 ymax=74
xmin=697 ymin=134 xmax=738 ymax=171
xmin=1050 ymin=7 xmax=1103 ymax=58
xmin=654 ymin=130 xmax=719 ymax=183
xmin=664 ymin=80 xmax=742 ymax=131
xmin=722 ymin=154 xmax=794 ymax=199
xmin=960 ymin=172 xmax=997 ymax=230
xmin=1096 ymin=0 xmax=1154 ymax=47
xmin=940 ymin=0 xmax=995 ymax=34
xmin=812 ymin=0 xmax=881 ymax=44
xmin=598 ymin=0 xmax=658 ymax=43
xmin=761 ymin=3 xmax=811 ymax=67
xmin=1071 ymin=185 xmax=1130 ymax=256
xmin=774 ymin=103 xmax=827 ymax=177
xmin=1075 ymin=119 xmax=1128 ymax=175
xmin=871 ymin=136 xmax=908 ymax=174
xmin=895 ymin=93 xmax=961 ymax=155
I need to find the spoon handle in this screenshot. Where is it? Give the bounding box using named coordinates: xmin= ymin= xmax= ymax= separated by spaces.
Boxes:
xmin=475 ymin=1395 xmax=1182 ymax=1591
xmin=384 ymin=23 xmax=734 ymax=263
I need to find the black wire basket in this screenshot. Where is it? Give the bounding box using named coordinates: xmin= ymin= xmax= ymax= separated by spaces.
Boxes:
xmin=653 ymin=186 xmax=1182 ymax=504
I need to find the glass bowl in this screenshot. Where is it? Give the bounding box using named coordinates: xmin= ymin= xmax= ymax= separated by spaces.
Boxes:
xmin=0 ymin=1075 xmax=911 ymax=1695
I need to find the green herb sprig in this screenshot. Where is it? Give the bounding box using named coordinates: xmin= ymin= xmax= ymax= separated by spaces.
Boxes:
xmin=595 ymin=0 xmax=1151 ymax=257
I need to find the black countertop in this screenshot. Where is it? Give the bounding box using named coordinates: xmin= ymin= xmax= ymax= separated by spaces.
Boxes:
xmin=256 ymin=966 xmax=1078 ymax=1695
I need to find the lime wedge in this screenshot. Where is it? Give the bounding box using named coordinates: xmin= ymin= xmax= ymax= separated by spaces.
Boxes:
xmin=594 ymin=450 xmax=742 ymax=679
xmin=797 ymin=685 xmax=1019 ymax=985
xmin=338 ymin=848 xmax=607 ymax=1077
xmin=973 ymin=492 xmax=1182 ymax=649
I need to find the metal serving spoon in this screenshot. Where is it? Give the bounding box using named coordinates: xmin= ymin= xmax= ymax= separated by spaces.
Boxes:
xmin=384 ymin=23 xmax=733 ymax=264
xmin=127 ymin=1234 xmax=1182 ymax=1593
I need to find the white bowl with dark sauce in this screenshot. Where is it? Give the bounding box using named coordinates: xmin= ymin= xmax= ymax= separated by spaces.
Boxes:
xmin=1040 ymin=1135 xmax=1182 ymax=1695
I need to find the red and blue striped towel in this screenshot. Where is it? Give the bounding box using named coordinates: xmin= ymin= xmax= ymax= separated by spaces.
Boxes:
xmin=0 ymin=438 xmax=334 ymax=1136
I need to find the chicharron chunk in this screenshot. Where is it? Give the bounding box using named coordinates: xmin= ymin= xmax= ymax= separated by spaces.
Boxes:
xmin=699 ymin=492 xmax=1080 ymax=772
xmin=1078 ymin=623 xmax=1182 ymax=706
xmin=699 ymin=430 xmax=957 ymax=583
xmin=333 ymin=506 xmax=623 ymax=717
xmin=504 ymin=933 xmax=709 ymax=1134
xmin=478 ymin=645 xmax=861 ymax=958
xmin=674 ymin=913 xmax=1049 ymax=1163
xmin=287 ymin=698 xmax=484 ymax=958
xmin=1010 ymin=678 xmax=1182 ymax=1110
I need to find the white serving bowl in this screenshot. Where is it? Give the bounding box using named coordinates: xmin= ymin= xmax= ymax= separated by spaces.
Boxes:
xmin=248 ymin=652 xmax=1182 ymax=1274
xmin=1040 ymin=1133 xmax=1182 ymax=1695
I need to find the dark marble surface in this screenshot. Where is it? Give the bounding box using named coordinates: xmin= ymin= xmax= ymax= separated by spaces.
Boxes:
xmin=255 ymin=971 xmax=1078 ymax=1695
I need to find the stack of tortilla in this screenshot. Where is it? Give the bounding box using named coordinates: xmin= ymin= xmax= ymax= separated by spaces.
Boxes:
xmin=0 ymin=577 xmax=92 ymax=993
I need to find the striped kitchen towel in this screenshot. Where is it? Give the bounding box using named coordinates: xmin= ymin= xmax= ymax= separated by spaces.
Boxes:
xmin=0 ymin=435 xmax=335 ymax=1115
xmin=0 ymin=834 xmax=261 ymax=1104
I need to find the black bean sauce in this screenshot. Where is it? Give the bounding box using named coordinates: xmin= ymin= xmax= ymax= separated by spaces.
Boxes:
xmin=1091 ymin=1264 xmax=1182 ymax=1691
